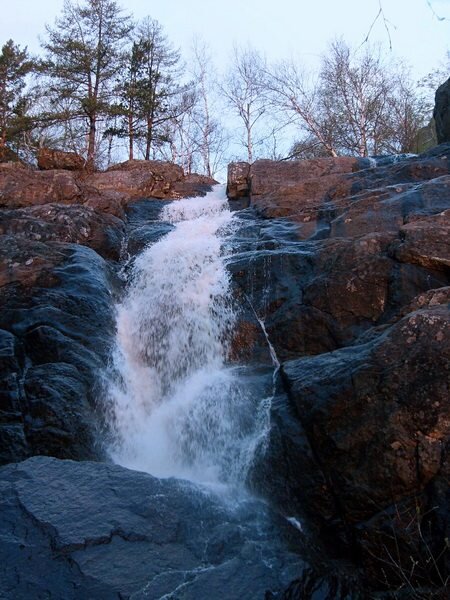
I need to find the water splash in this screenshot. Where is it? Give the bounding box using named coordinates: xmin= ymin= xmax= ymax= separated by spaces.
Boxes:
xmin=107 ymin=185 xmax=271 ymax=486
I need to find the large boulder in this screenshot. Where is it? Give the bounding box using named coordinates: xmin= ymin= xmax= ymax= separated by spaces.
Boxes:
xmin=0 ymin=163 xmax=83 ymax=209
xmin=86 ymin=159 xmax=185 ymax=201
xmin=0 ymin=203 xmax=125 ymax=261
xmin=0 ymin=456 xmax=306 ymax=599
xmin=227 ymin=162 xmax=251 ymax=199
xmin=280 ymin=303 xmax=450 ymax=585
xmin=434 ymin=77 xmax=450 ymax=143
xmin=228 ymin=150 xmax=450 ymax=240
xmin=37 ymin=147 xmax=85 ymax=171
xmin=0 ymin=159 xmax=217 ymax=210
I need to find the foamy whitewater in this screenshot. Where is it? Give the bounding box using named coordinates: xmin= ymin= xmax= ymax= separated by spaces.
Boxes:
xmin=107 ymin=185 xmax=270 ymax=486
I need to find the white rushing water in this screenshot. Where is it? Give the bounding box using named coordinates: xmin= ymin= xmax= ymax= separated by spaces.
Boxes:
xmin=107 ymin=185 xmax=271 ymax=486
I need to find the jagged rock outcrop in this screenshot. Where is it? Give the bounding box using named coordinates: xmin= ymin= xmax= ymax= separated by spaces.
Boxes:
xmin=0 ymin=162 xmax=84 ymax=208
xmin=0 ymin=236 xmax=119 ymax=464
xmin=0 ymin=203 xmax=125 ymax=260
xmin=228 ymin=147 xmax=450 ymax=593
xmin=227 ymin=161 xmax=251 ymax=199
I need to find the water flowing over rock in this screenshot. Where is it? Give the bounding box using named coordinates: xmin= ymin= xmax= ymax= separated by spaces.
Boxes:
xmin=0 ymin=148 xmax=449 ymax=598
xmin=228 ymin=148 xmax=450 ymax=593
xmin=107 ymin=186 xmax=273 ymax=485
xmin=0 ymin=181 xmax=316 ymax=599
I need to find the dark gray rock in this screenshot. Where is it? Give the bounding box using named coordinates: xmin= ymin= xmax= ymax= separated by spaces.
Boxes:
xmin=0 ymin=203 xmax=126 ymax=261
xmin=0 ymin=243 xmax=120 ymax=464
xmin=275 ymin=304 xmax=450 ymax=586
xmin=0 ymin=456 xmax=306 ymax=600
xmin=434 ymin=78 xmax=450 ymax=143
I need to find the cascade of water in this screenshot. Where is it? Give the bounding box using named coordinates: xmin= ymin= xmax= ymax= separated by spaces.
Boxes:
xmin=107 ymin=185 xmax=271 ymax=486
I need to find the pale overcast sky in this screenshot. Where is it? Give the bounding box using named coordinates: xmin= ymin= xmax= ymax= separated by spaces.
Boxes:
xmin=2 ymin=0 xmax=450 ymax=79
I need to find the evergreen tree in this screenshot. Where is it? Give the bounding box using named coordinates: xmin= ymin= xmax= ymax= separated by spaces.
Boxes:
xmin=112 ymin=18 xmax=185 ymax=161
xmin=41 ymin=0 xmax=133 ymax=168
xmin=0 ymin=40 xmax=33 ymax=160
xmin=108 ymin=41 xmax=146 ymax=160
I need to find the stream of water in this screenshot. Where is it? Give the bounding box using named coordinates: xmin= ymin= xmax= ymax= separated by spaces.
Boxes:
xmin=107 ymin=185 xmax=272 ymax=487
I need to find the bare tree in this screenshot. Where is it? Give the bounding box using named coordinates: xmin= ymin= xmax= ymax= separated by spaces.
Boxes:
xmin=270 ymin=40 xmax=425 ymax=159
xmin=266 ymin=59 xmax=339 ymax=157
xmin=320 ymin=40 xmax=391 ymax=156
xmin=222 ymin=46 xmax=267 ymax=163
xmin=382 ymin=66 xmax=428 ymax=154
xmin=189 ymin=38 xmax=228 ymax=177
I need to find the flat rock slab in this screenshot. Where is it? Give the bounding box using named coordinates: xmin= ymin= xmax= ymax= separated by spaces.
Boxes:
xmin=0 ymin=456 xmax=305 ymax=600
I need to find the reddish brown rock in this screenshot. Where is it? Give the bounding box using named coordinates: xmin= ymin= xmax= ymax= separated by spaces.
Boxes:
xmin=0 ymin=235 xmax=64 ymax=289
xmin=230 ymin=147 xmax=450 ymax=594
xmin=227 ymin=162 xmax=251 ymax=199
xmin=172 ymin=173 xmax=218 ymax=198
xmin=281 ymin=304 xmax=450 ymax=585
xmin=37 ymin=148 xmax=85 ymax=171
xmin=250 ymin=156 xmax=360 ymax=196
xmin=228 ymin=152 xmax=450 ymax=240
xmin=399 ymin=286 xmax=450 ymax=316
xmin=88 ymin=159 xmax=184 ymax=200
xmin=392 ymin=209 xmax=450 ymax=271
xmin=0 ymin=165 xmax=82 ymax=209
xmin=0 ymin=159 xmax=216 ymax=212
xmin=83 ymin=193 xmax=126 ymax=219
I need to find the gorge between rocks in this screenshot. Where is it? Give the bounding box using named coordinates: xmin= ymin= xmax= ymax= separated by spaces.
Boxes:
xmin=107 ymin=185 xmax=273 ymax=486
xmin=0 ymin=150 xmax=449 ymax=599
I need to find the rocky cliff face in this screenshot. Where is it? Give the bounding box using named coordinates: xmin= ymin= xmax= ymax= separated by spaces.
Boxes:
xmin=228 ymin=149 xmax=450 ymax=593
xmin=0 ymin=149 xmax=448 ymax=598
xmin=0 ymin=162 xmax=322 ymax=600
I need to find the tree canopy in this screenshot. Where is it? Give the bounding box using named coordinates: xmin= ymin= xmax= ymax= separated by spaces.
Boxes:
xmin=0 ymin=40 xmax=33 ymax=159
xmin=0 ymin=0 xmax=444 ymax=172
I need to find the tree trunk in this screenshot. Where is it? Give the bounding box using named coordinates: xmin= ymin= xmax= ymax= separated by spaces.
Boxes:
xmin=87 ymin=115 xmax=96 ymax=170
xmin=0 ymin=131 xmax=6 ymax=160
xmin=247 ymin=129 xmax=253 ymax=163
xmin=145 ymin=117 xmax=152 ymax=160
xmin=128 ymin=113 xmax=134 ymax=160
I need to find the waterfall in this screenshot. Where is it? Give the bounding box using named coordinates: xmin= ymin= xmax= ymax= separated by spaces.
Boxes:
xmin=107 ymin=185 xmax=270 ymax=486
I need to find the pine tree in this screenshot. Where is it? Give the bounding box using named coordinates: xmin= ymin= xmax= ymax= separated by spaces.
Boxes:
xmin=113 ymin=18 xmax=185 ymax=161
xmin=41 ymin=0 xmax=133 ymax=168
xmin=0 ymin=40 xmax=33 ymax=160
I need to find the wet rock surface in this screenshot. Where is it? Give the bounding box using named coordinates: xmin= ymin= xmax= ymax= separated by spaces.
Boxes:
xmin=0 ymin=203 xmax=125 ymax=260
xmin=0 ymin=147 xmax=449 ymax=598
xmin=228 ymin=148 xmax=450 ymax=594
xmin=0 ymin=238 xmax=119 ymax=464
xmin=0 ymin=456 xmax=305 ymax=600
